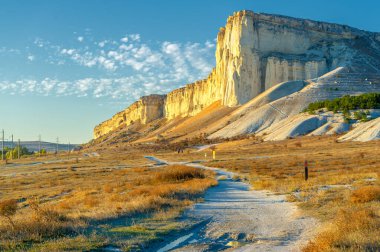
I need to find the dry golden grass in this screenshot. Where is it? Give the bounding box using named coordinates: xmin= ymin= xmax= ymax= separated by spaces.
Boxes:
xmin=350 ymin=186 xmax=380 ymax=203
xmin=152 ymin=135 xmax=380 ymax=251
xmin=155 ymin=165 xmax=205 ymax=182
xmin=1 ymin=134 xmax=378 ymax=251
xmin=305 ymin=208 xmax=380 ymax=251
xmin=0 ymin=149 xmax=216 ymax=251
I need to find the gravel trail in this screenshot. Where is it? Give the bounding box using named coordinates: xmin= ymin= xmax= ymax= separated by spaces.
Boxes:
xmin=149 ymin=157 xmax=318 ymax=252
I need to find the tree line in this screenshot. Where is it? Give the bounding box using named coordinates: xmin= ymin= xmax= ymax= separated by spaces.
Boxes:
xmin=305 ymin=93 xmax=380 ymax=114
xmin=1 ymin=146 xmax=46 ymax=160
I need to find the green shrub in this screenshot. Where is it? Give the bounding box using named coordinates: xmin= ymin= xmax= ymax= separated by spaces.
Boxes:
xmin=305 ymin=93 xmax=380 ymax=114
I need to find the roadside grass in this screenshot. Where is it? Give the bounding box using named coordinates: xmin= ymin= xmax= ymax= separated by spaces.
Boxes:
xmin=0 ymin=157 xmax=216 ymax=251
xmin=2 ymin=135 xmax=378 ymax=251
xmin=157 ymin=135 xmax=379 ymax=251
xmin=28 ymin=235 xmax=107 ymax=252
xmin=104 ymin=207 xmax=192 ymax=251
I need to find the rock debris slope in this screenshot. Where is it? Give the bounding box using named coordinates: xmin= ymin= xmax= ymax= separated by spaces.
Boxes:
xmin=94 ymin=10 xmax=380 ymax=141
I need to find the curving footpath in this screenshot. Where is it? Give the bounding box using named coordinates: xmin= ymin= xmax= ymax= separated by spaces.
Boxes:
xmin=148 ymin=157 xmax=318 ymax=252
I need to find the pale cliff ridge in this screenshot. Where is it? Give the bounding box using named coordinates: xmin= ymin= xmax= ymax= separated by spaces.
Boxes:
xmin=94 ymin=94 xmax=166 ymax=138
xmin=94 ymin=10 xmax=380 ymax=139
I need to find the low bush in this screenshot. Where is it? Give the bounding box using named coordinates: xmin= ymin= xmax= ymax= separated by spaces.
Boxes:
xmin=350 ymin=186 xmax=380 ymax=203
xmin=155 ymin=165 xmax=205 ymax=182
xmin=0 ymin=199 xmax=17 ymax=229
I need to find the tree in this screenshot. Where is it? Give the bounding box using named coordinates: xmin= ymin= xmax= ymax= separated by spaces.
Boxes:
xmin=5 ymin=146 xmax=32 ymax=159
xmin=305 ymin=93 xmax=380 ymax=114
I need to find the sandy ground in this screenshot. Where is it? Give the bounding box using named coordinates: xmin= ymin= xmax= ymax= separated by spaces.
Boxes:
xmin=149 ymin=157 xmax=318 ymax=252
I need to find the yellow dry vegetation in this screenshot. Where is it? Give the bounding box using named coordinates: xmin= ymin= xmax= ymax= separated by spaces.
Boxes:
xmin=0 ymin=151 xmax=216 ymax=251
xmin=154 ymin=135 xmax=380 ymax=251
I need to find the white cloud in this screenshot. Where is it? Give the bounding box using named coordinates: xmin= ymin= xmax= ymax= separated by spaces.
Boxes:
xmin=34 ymin=38 xmax=47 ymax=48
xmin=27 ymin=55 xmax=35 ymax=61
xmin=0 ymin=47 xmax=21 ymax=55
xmin=130 ymin=34 xmax=140 ymax=41
xmin=7 ymin=32 xmax=215 ymax=106
xmin=205 ymin=40 xmax=215 ymax=48
xmin=61 ymin=48 xmax=76 ymax=55
xmin=0 ymin=74 xmax=182 ymax=103
xmin=77 ymin=36 xmax=84 ymax=42
xmin=55 ymin=33 xmax=214 ymax=78
xmin=119 ymin=44 xmax=133 ymax=51
xmin=98 ymin=40 xmax=108 ymax=47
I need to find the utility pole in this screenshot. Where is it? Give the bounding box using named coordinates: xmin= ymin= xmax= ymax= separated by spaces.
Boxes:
xmin=67 ymin=142 xmax=70 ymax=159
xmin=38 ymin=135 xmax=41 ymax=157
xmin=1 ymin=129 xmax=4 ymax=161
xmin=56 ymin=137 xmax=59 ymax=155
xmin=18 ymin=139 xmax=20 ymax=159
xmin=10 ymin=134 xmax=13 ymax=160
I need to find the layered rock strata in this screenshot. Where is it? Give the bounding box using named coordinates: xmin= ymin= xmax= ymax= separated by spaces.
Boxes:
xmin=94 ymin=94 xmax=165 ymax=138
xmin=94 ymin=10 xmax=380 ymax=138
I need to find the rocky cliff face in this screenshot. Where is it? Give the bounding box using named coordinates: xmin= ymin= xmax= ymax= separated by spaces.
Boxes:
xmin=94 ymin=10 xmax=380 ymax=138
xmin=94 ymin=94 xmax=166 ymax=138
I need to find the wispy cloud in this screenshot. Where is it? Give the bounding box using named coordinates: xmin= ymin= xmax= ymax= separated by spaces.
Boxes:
xmin=55 ymin=34 xmax=215 ymax=76
xmin=27 ymin=55 xmax=35 ymax=61
xmin=0 ymin=47 xmax=21 ymax=54
xmin=0 ymin=75 xmax=180 ymax=102
xmin=1 ymin=33 xmax=216 ymax=107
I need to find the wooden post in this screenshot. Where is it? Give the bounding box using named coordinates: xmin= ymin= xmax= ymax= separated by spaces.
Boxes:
xmin=304 ymin=160 xmax=309 ymax=181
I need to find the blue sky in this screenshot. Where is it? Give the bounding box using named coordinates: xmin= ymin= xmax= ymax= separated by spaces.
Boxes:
xmin=0 ymin=0 xmax=379 ymax=143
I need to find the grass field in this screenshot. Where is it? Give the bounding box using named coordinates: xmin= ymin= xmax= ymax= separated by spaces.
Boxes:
xmin=154 ymin=135 xmax=380 ymax=251
xmin=0 ymin=151 xmax=216 ymax=251
xmin=1 ymin=135 xmax=379 ymax=251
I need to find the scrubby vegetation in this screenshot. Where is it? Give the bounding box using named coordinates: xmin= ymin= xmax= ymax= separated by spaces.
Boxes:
xmin=0 ymin=155 xmax=216 ymax=251
xmin=180 ymin=136 xmax=379 ymax=251
xmin=155 ymin=166 xmax=205 ymax=182
xmin=305 ymin=93 xmax=380 ymax=114
xmin=353 ymin=110 xmax=371 ymax=122
xmin=1 ymin=146 xmax=33 ymax=160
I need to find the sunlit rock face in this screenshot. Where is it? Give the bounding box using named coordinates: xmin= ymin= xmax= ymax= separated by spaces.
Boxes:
xmin=164 ymin=10 xmax=363 ymax=111
xmin=94 ymin=10 xmax=380 ymax=138
xmin=94 ymin=94 xmax=166 ymax=138
xmin=215 ymin=10 xmax=363 ymax=106
xmin=164 ymin=70 xmax=224 ymax=119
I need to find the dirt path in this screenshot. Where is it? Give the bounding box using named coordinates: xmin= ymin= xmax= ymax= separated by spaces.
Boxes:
xmin=148 ymin=157 xmax=318 ymax=252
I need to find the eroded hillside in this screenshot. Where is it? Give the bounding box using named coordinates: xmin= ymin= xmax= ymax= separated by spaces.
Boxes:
xmin=94 ymin=10 xmax=380 ymax=143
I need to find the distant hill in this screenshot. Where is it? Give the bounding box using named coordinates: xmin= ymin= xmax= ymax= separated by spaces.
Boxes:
xmin=1 ymin=141 xmax=79 ymax=153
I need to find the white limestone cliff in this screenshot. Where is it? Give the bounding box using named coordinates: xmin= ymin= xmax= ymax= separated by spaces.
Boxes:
xmin=94 ymin=94 xmax=165 ymax=138
xmin=94 ymin=10 xmax=380 ymax=139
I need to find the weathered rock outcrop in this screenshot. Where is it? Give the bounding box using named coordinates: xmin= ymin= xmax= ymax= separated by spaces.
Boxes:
xmin=94 ymin=10 xmax=380 ymax=138
xmin=94 ymin=94 xmax=165 ymax=138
